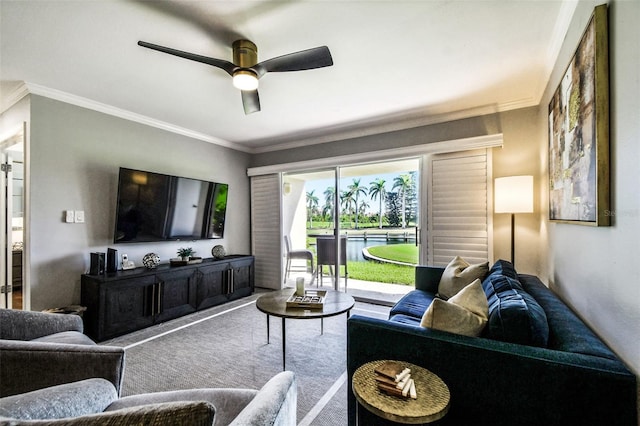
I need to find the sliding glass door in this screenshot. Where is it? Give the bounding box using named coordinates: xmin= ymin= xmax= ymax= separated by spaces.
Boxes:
xmin=282 ymin=159 xmax=421 ymax=301
xmin=249 ymin=136 xmax=499 ymax=295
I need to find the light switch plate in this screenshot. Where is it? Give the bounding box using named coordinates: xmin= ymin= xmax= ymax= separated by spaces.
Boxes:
xmin=74 ymin=210 xmax=85 ymax=223
xmin=65 ymin=210 xmax=75 ymax=223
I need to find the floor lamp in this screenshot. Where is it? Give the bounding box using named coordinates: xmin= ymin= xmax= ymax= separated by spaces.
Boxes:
xmin=494 ymin=176 xmax=533 ymax=267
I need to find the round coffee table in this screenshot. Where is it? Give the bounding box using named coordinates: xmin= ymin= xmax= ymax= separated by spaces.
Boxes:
xmin=352 ymin=360 xmax=450 ymax=424
xmin=256 ymin=288 xmax=355 ymax=370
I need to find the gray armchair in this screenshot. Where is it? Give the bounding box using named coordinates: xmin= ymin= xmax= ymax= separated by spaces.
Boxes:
xmin=0 ymin=371 xmax=296 ymax=425
xmin=0 ymin=309 xmax=125 ymax=397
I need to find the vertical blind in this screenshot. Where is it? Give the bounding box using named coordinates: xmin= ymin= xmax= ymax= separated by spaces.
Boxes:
xmin=427 ymin=150 xmax=492 ymax=266
xmin=250 ymin=174 xmax=282 ymax=289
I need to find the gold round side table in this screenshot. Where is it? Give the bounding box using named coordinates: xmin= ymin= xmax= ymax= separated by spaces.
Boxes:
xmin=352 ymin=360 xmax=450 ymax=424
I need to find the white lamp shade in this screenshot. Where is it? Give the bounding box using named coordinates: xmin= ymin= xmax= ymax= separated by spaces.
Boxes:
xmin=495 ymin=176 xmax=534 ymax=213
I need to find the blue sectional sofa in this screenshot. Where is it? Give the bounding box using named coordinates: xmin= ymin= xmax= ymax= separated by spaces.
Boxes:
xmin=347 ymin=260 xmax=637 ymax=425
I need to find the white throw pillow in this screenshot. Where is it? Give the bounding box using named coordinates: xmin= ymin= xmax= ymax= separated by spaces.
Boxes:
xmin=438 ymin=256 xmax=489 ymax=300
xmin=421 ymin=279 xmax=489 ymax=337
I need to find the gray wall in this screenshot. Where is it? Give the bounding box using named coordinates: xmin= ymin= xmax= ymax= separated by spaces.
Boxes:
xmin=542 ymin=0 xmax=640 ymax=378
xmin=28 ymin=95 xmax=251 ymax=311
xmin=250 ymin=113 xmax=503 ymax=167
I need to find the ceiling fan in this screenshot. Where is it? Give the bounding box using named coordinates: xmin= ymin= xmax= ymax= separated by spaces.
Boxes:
xmin=137 ymin=39 xmax=333 ymax=114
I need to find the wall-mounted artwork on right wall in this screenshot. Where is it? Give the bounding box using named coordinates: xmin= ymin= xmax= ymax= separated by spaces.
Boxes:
xmin=548 ymin=4 xmax=610 ymax=226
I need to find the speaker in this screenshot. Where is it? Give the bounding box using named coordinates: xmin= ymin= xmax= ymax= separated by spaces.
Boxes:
xmin=107 ymin=248 xmax=118 ymax=273
xmin=90 ymin=252 xmax=105 ymax=275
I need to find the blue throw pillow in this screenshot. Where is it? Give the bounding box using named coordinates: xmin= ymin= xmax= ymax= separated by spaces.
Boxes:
xmin=389 ymin=290 xmax=437 ymax=320
xmin=482 ymin=274 xmax=549 ymax=347
xmin=487 ymin=259 xmax=519 ymax=280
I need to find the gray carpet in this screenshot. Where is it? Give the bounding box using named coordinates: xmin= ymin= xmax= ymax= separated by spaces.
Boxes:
xmin=103 ymin=292 xmax=390 ymax=425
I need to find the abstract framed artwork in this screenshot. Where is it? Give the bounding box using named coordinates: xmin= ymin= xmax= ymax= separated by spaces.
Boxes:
xmin=548 ymin=4 xmax=609 ymax=226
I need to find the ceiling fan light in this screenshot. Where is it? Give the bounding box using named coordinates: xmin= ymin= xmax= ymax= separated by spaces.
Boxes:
xmin=233 ymin=70 xmax=259 ymax=91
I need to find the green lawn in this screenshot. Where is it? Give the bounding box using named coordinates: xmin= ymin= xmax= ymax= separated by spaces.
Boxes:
xmin=306 ymin=237 xmax=418 ymax=285
xmin=366 ymin=244 xmax=418 ymax=264
xmin=348 ymin=261 xmax=414 ymax=285
xmin=348 ymin=244 xmax=418 ymax=285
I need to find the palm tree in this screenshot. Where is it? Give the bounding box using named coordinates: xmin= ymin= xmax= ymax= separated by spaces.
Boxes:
xmin=323 ymin=186 xmax=335 ymax=222
xmin=358 ymin=199 xmax=370 ymax=225
xmin=340 ymin=189 xmax=355 ymax=227
xmin=306 ymin=190 xmax=319 ymax=228
xmin=392 ymin=174 xmax=412 ymax=228
xmin=369 ymin=178 xmax=387 ymax=229
xmin=347 ymin=178 xmax=368 ymax=229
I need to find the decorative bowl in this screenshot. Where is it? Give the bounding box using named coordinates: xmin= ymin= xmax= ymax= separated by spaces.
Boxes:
xmin=142 ymin=253 xmax=160 ymax=269
xmin=211 ymin=245 xmax=226 ymax=259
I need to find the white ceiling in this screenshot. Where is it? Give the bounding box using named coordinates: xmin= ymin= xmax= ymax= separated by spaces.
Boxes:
xmin=0 ymin=0 xmax=577 ymax=153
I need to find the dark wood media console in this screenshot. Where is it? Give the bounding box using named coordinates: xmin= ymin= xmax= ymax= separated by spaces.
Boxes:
xmin=81 ymin=255 xmax=254 ymax=341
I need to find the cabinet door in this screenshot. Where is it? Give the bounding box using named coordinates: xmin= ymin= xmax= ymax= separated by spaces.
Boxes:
xmin=228 ymin=257 xmax=254 ymax=300
xmin=104 ymin=275 xmax=155 ymax=339
xmin=155 ymin=269 xmax=197 ymax=323
xmin=196 ymin=262 xmax=229 ymax=310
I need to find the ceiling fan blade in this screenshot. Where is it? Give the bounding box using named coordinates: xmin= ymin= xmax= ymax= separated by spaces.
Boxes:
xmin=241 ymin=90 xmax=261 ymax=115
xmin=253 ymin=46 xmax=333 ymax=77
xmin=138 ymin=41 xmax=237 ymax=76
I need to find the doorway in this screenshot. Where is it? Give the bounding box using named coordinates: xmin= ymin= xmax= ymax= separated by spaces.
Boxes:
xmin=1 ymin=126 xmax=26 ymax=310
xmin=283 ymin=158 xmax=420 ymax=304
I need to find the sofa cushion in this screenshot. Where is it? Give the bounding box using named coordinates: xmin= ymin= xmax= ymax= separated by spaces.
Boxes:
xmin=389 ymin=290 xmax=436 ymax=320
xmin=438 ymin=256 xmax=489 ymax=300
xmin=482 ymin=274 xmax=549 ymax=347
xmin=519 ymin=275 xmax=619 ymax=360
xmin=421 ymin=279 xmax=489 ymax=337
xmin=388 ymin=313 xmax=423 ymax=326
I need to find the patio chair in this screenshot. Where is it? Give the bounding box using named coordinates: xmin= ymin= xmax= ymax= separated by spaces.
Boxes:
xmin=284 ymin=235 xmax=314 ymax=282
xmin=316 ymin=236 xmax=348 ymax=290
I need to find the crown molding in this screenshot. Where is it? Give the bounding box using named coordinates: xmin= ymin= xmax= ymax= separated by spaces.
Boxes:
xmin=5 ymin=82 xmax=253 ymax=153
xmin=1 ymin=83 xmax=30 ymax=113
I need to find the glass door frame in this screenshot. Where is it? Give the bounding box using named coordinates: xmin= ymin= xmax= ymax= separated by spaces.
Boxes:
xmin=1 ymin=123 xmax=27 ymax=310
xmin=283 ymin=158 xmax=423 ymax=292
xmin=250 ymin=133 xmax=503 ymax=290
xmin=0 ymin=150 xmax=10 ymax=308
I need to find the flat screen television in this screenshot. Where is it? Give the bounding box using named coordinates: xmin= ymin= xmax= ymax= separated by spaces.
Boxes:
xmin=113 ymin=167 xmax=228 ymax=243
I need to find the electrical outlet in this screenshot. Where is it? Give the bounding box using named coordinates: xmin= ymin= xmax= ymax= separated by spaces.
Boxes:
xmin=74 ymin=210 xmax=85 ymax=223
xmin=65 ymin=210 xmax=75 ymax=223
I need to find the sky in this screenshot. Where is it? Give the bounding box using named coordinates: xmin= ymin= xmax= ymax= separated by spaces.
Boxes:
xmin=304 ymin=171 xmax=414 ymax=215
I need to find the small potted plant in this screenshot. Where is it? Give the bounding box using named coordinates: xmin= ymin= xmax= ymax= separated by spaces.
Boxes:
xmin=177 ymin=247 xmax=195 ymax=261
